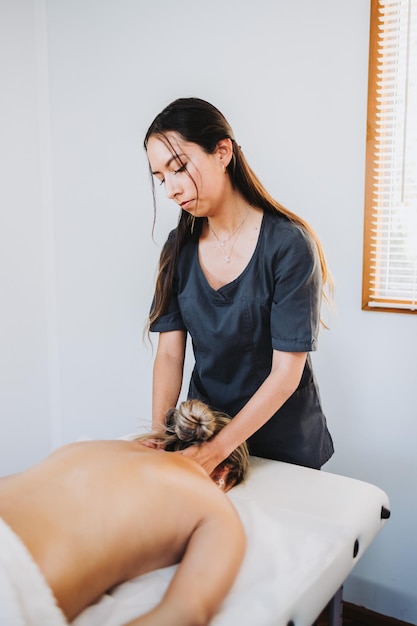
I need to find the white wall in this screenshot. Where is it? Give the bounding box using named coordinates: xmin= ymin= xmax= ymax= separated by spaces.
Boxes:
xmin=1 ymin=0 xmax=416 ymax=622
xmin=0 ymin=0 xmax=52 ymax=471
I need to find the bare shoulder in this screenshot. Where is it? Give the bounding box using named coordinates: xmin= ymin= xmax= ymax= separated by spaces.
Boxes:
xmin=141 ymin=449 xmax=244 ymax=529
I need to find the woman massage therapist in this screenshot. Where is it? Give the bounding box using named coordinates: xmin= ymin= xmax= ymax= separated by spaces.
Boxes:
xmin=145 ymin=97 xmax=334 ymax=473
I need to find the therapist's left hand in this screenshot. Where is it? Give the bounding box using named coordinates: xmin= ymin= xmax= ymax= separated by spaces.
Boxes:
xmin=177 ymin=441 xmax=222 ymax=476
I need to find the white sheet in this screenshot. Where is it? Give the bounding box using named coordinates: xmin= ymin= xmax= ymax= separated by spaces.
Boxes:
xmin=72 ymin=457 xmax=390 ymax=626
xmin=0 ymin=517 xmax=68 ymax=626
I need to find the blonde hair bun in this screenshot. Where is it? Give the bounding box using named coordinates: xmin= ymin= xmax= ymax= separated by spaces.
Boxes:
xmin=166 ymin=400 xmax=216 ymax=443
xmin=135 ymin=399 xmax=249 ymax=488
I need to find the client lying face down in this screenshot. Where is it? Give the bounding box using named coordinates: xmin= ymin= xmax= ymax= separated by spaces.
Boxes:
xmin=0 ymin=400 xmax=249 ymax=626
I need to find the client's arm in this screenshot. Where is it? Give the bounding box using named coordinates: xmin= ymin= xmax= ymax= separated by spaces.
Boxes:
xmin=125 ymin=501 xmax=246 ymax=626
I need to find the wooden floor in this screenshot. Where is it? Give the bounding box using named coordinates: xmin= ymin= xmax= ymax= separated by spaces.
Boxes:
xmin=317 ymin=603 xmax=415 ymax=626
xmin=316 ymin=604 xmax=368 ymax=625
xmin=316 ymin=603 xmax=360 ymax=626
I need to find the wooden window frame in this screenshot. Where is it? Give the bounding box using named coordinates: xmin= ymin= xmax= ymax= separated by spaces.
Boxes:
xmin=362 ymin=0 xmax=417 ymax=314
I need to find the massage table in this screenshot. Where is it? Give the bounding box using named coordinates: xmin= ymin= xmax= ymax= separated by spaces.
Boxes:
xmin=73 ymin=457 xmax=390 ymax=626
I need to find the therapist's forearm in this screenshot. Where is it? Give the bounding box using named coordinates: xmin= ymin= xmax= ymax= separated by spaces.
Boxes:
xmin=212 ymin=352 xmax=307 ymax=460
xmin=152 ymin=353 xmax=184 ymax=427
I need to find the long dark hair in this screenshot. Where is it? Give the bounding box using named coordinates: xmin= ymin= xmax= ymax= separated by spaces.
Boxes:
xmin=144 ymin=97 xmax=332 ymax=328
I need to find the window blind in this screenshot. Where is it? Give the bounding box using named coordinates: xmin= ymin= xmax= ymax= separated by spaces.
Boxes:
xmin=362 ymin=0 xmax=417 ymax=312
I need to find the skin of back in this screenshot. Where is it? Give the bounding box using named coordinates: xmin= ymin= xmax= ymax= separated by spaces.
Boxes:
xmin=0 ymin=440 xmax=246 ymax=626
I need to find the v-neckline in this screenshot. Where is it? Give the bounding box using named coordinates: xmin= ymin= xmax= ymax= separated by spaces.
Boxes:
xmin=196 ymin=213 xmax=265 ymax=294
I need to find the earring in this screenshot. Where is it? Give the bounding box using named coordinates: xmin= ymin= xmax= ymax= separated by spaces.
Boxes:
xmin=217 ymin=478 xmax=225 ymax=489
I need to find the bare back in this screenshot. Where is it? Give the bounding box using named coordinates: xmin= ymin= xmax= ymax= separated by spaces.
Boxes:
xmin=0 ymin=441 xmax=245 ymax=622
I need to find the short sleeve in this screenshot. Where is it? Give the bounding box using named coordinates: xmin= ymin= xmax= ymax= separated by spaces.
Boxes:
xmin=149 ymin=275 xmax=187 ymax=333
xmin=270 ymin=225 xmax=322 ymax=352
xmin=149 ymin=230 xmax=187 ymax=334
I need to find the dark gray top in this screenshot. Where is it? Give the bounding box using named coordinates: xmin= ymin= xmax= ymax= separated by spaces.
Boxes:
xmin=151 ymin=211 xmax=333 ymax=468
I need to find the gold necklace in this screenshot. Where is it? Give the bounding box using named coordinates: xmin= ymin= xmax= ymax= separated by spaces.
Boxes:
xmin=207 ymin=207 xmax=250 ymax=263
